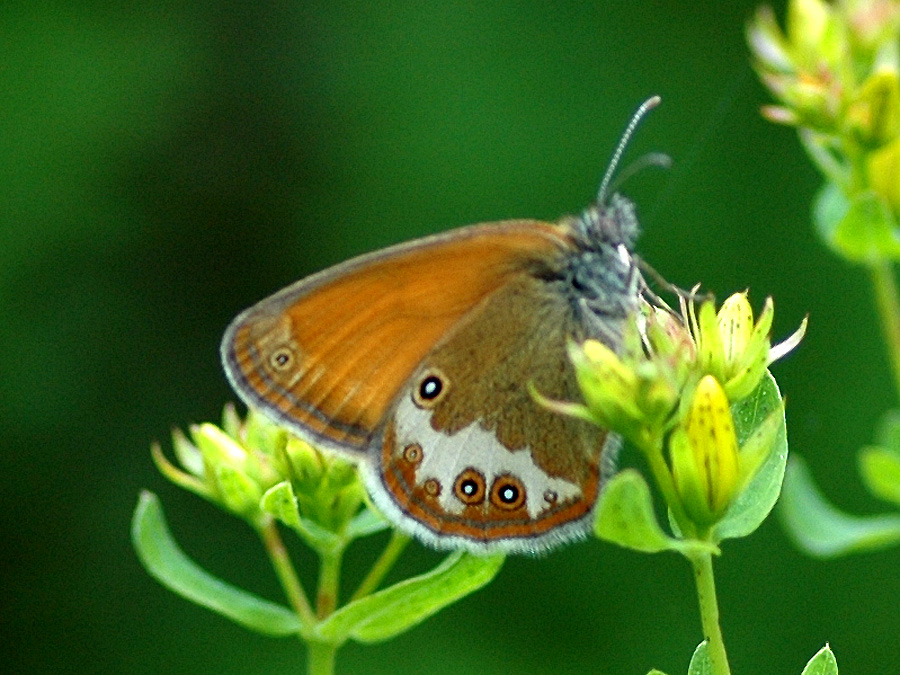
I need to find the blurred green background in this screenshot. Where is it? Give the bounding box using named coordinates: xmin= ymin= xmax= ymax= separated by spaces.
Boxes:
xmin=4 ymin=0 xmax=898 ymax=673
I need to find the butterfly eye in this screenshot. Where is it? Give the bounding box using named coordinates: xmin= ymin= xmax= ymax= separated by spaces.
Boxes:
xmin=453 ymin=468 xmax=486 ymax=505
xmin=268 ymin=347 xmax=295 ymax=371
xmin=412 ymin=368 xmax=449 ymax=408
xmin=490 ymin=475 xmax=527 ymax=511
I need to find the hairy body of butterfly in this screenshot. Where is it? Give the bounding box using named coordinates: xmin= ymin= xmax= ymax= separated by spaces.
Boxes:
xmin=221 ymin=191 xmax=643 ymax=555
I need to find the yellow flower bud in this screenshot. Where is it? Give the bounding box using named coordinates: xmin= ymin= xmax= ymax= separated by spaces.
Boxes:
xmin=671 ymin=376 xmax=740 ymax=526
xmin=717 ymin=292 xmax=755 ymax=369
xmin=790 ymin=0 xmax=834 ymax=47
xmin=868 ymin=135 xmax=900 ymax=211
xmin=690 ymin=294 xmax=779 ymax=402
xmin=569 ymin=333 xmax=681 ymax=450
xmin=848 ymin=69 xmax=900 ymax=146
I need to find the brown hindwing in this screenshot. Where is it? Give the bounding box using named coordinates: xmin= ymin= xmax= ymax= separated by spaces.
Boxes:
xmin=377 ymin=272 xmax=608 ymax=550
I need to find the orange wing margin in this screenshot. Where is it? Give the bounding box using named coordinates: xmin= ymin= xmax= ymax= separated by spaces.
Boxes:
xmin=222 ymin=220 xmax=572 ymax=453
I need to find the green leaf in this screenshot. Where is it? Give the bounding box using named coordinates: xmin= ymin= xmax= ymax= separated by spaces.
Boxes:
xmin=714 ymin=373 xmax=787 ymax=541
xmin=214 ymin=463 xmax=262 ymax=516
xmin=260 ymin=481 xmax=302 ymax=529
xmin=875 ymin=408 xmax=900 ymax=449
xmin=801 ymin=644 xmax=838 ymax=675
xmin=171 ymin=427 xmax=205 ymax=477
xmin=646 ymin=670 xmax=669 ymax=675
xmin=859 ymin=445 xmax=900 ymax=506
xmin=594 ymin=470 xmax=717 ymax=556
xmin=813 ymin=181 xmax=848 ymax=247
xmin=315 ymin=552 xmax=504 ymax=644
xmin=688 ymin=641 xmax=712 ymax=675
xmin=260 ymin=481 xmax=346 ymax=554
xmin=131 ymin=491 xmax=302 ymax=636
xmin=345 ymin=507 xmax=390 ymax=539
xmin=779 ymin=456 xmax=900 ymax=557
xmin=815 ymin=182 xmax=900 ymax=262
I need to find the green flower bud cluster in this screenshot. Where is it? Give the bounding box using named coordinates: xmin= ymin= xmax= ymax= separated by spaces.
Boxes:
xmin=749 ymin=0 xmax=900 ymax=261
xmin=565 ymin=294 xmax=802 ymax=535
xmin=153 ymin=405 xmax=372 ymax=542
xmin=749 ymin=0 xmax=900 ymax=143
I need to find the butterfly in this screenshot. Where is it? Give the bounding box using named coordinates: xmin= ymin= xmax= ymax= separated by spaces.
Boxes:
xmin=221 ymin=97 xmax=660 ymax=555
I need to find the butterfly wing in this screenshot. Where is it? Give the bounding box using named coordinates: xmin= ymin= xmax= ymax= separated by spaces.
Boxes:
xmin=221 ymin=220 xmax=573 ymax=454
xmin=367 ymin=270 xmax=613 ymax=554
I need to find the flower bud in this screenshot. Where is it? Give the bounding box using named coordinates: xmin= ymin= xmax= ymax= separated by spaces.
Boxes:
xmin=191 ymin=423 xmax=264 ymax=517
xmin=691 ymin=294 xmax=786 ymax=401
xmin=848 ymin=69 xmax=900 ymax=146
xmin=787 ymin=0 xmax=833 ymax=60
xmin=868 ymin=135 xmax=900 ymax=211
xmin=570 ymin=331 xmax=681 ymax=450
xmin=671 ymin=376 xmax=740 ymax=526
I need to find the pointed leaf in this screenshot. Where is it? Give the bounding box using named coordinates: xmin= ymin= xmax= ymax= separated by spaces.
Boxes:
xmin=779 ymin=456 xmax=900 ymax=557
xmin=171 ymin=427 xmax=205 ymax=476
xmin=688 ymin=641 xmax=712 ymax=675
xmin=802 ymin=644 xmax=838 ymax=675
xmin=260 ymin=482 xmax=345 ymax=553
xmin=260 ymin=481 xmax=302 ymax=530
xmin=816 ymin=184 xmax=900 ymax=262
xmin=345 ymin=508 xmax=390 ymax=539
xmin=859 ymin=446 xmax=900 ymax=506
xmin=315 ymin=552 xmax=504 ymax=644
xmin=131 ymin=491 xmax=302 ymax=636
xmin=875 ymin=409 xmax=900 ymax=450
xmin=714 ymin=373 xmax=787 ymax=540
xmin=594 ymin=470 xmax=717 ymax=556
xmin=214 ymin=463 xmax=262 ymax=516
xmin=813 ymin=181 xmax=848 ymax=249
xmin=647 ymin=670 xmax=669 ymax=675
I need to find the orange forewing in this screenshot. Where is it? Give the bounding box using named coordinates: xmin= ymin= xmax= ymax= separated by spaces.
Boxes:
xmin=223 ymin=220 xmax=572 ymax=452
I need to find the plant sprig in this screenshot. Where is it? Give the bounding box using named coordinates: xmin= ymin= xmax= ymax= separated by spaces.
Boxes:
xmin=133 ymin=406 xmax=504 ymax=675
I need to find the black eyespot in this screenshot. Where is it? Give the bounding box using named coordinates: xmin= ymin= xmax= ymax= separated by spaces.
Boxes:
xmin=454 ymin=468 xmax=485 ymax=505
xmin=490 ymin=475 xmax=526 ymax=511
xmin=412 ymin=368 xmax=449 ymax=408
xmin=419 ymin=375 xmax=442 ymax=400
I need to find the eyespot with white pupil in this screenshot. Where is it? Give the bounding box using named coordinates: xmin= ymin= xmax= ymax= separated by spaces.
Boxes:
xmin=412 ymin=368 xmax=449 ymax=408
xmin=453 ymin=468 xmax=485 ymax=506
xmin=490 ymin=475 xmax=526 ymax=511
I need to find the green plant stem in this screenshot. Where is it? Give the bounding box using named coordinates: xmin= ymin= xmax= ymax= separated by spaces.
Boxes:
xmin=307 ymin=641 xmax=337 ymax=675
xmin=689 ymin=551 xmax=731 ymax=675
xmin=869 ymin=260 xmax=900 ymax=402
xmin=317 ymin=547 xmax=344 ymax=619
xmin=258 ymin=517 xmax=316 ymax=627
xmin=349 ymin=531 xmax=411 ymax=603
xmin=800 ymin=128 xmax=848 ymax=188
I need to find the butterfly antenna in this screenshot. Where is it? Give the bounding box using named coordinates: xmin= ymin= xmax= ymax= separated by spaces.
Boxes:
xmin=597 ymin=95 xmax=662 ymax=204
xmin=605 ymin=151 xmax=672 ymax=197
